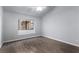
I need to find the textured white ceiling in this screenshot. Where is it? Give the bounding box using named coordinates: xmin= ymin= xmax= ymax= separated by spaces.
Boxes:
xmin=3 ymin=6 xmax=54 ymax=18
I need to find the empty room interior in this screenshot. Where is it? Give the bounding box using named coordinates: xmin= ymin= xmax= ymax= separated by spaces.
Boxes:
xmin=0 ymin=6 xmax=79 ymax=53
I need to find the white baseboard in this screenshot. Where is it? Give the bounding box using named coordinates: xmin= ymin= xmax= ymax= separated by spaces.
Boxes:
xmin=3 ymin=35 xmax=79 ymax=48
xmin=3 ymin=35 xmax=41 ymax=43
xmin=43 ymin=35 xmax=79 ymax=47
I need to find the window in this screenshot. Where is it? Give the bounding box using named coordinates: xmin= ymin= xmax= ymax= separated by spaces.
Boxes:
xmin=18 ymin=18 xmax=35 ymax=35
xmin=18 ymin=20 xmax=34 ymax=30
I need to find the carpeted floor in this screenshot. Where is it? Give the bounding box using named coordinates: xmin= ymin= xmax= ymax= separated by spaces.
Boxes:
xmin=0 ymin=36 xmax=79 ymax=53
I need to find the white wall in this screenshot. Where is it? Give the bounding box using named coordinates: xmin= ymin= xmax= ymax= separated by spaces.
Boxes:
xmin=2 ymin=11 xmax=41 ymax=42
xmin=0 ymin=7 xmax=3 ymax=47
xmin=42 ymin=6 xmax=79 ymax=46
